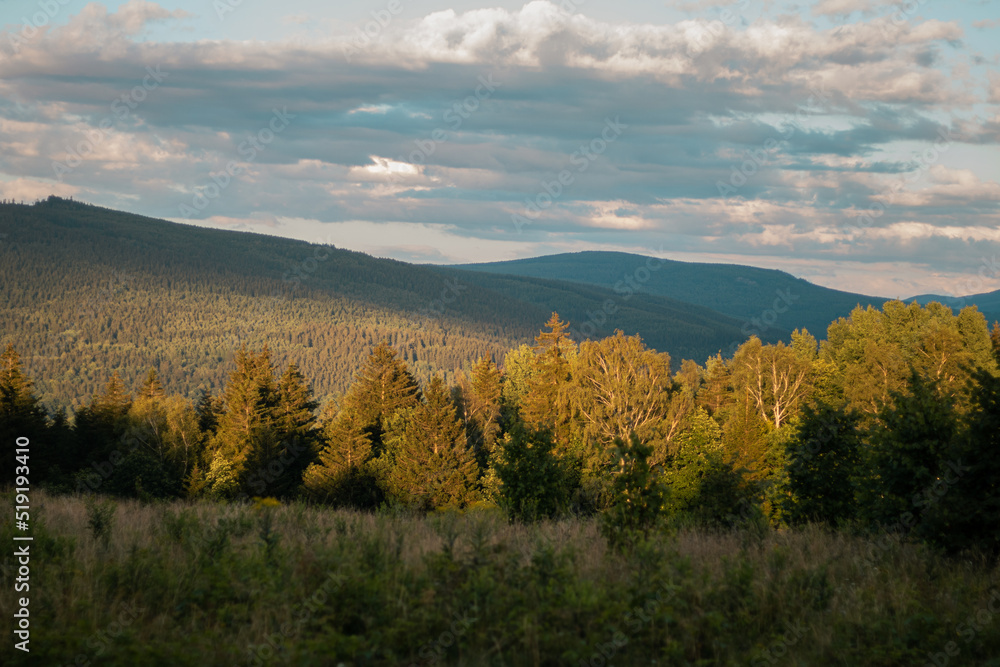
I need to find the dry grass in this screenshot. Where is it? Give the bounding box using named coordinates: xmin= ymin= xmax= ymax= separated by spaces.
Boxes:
xmin=3 ymin=489 xmax=999 ymax=666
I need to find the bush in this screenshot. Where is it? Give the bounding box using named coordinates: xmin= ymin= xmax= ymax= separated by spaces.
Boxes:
xmin=494 ymin=424 xmax=578 ymax=522
xmin=600 ymin=433 xmax=669 ymax=549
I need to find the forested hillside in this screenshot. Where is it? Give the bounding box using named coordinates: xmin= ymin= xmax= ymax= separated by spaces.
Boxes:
xmin=0 ymin=197 xmax=748 ymax=409
xmin=457 ymin=251 xmax=907 ymax=336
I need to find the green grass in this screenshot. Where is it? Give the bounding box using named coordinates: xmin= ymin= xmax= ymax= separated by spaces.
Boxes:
xmin=2 ymin=489 xmax=999 ymax=666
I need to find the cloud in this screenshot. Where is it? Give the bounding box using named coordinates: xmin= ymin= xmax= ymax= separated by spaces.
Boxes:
xmin=0 ymin=0 xmax=996 ymax=295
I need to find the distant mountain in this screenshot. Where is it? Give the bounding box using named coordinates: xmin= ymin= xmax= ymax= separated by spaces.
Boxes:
xmin=0 ymin=198 xmax=753 ymax=409
xmin=456 ymin=251 xmax=898 ymax=339
xmin=906 ymin=291 xmax=1000 ymax=323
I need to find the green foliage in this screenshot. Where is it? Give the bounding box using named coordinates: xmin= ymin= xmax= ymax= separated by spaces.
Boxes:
xmin=783 ymin=402 xmax=862 ymax=526
xmin=456 ymin=354 xmax=503 ymax=467
xmin=303 ymin=405 xmax=379 ymax=507
xmin=663 ymin=412 xmax=756 ymax=526
xmin=388 ymin=376 xmax=480 ymax=510
xmin=917 ymin=363 xmax=1000 ymax=554
xmin=15 ymin=492 xmax=1000 ymax=666
xmin=600 ymin=433 xmax=669 ymax=549
xmin=0 ymin=343 xmax=56 ymax=485
xmin=105 ymin=449 xmax=184 ymax=499
xmin=494 ymin=424 xmax=579 ymax=522
xmin=857 ymin=371 xmax=960 ymax=531
xmin=84 ymin=496 xmax=116 ymax=547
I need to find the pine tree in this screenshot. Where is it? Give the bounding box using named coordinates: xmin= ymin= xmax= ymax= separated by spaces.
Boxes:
xmin=0 ymin=345 xmax=51 ymax=486
xmin=74 ymin=371 xmax=133 ymax=464
xmin=139 ymin=368 xmax=164 ymax=398
xmin=346 ymin=342 xmax=420 ymax=452
xmin=264 ymin=363 xmax=319 ymax=496
xmin=389 ymin=376 xmax=479 ymax=510
xmin=303 ymin=404 xmax=380 ymax=506
xmin=208 ymin=345 xmax=279 ymax=497
xmin=462 ymin=355 xmax=503 ymax=466
xmin=521 ymin=313 xmax=575 ymax=448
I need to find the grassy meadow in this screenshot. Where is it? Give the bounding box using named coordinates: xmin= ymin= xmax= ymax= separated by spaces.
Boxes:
xmin=2 ymin=490 xmax=1000 ymax=666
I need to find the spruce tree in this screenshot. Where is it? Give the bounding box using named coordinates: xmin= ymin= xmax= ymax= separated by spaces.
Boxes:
xmin=463 ymin=355 xmax=503 ymax=466
xmin=208 ymin=345 xmax=279 ymax=497
xmin=301 ymin=343 xmax=420 ymax=506
xmin=345 ymin=342 xmax=420 ymax=452
xmin=266 ymin=363 xmax=319 ymax=496
xmin=0 ymin=345 xmax=51 ymax=486
xmin=389 ymin=376 xmax=479 ymax=510
xmin=522 ymin=313 xmax=575 ymax=449
xmin=139 ymin=368 xmax=164 ymax=398
xmin=303 ymin=404 xmax=380 ymax=506
xmin=74 ymin=371 xmax=133 ymax=465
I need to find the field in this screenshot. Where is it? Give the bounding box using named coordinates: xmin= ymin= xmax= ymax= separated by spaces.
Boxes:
xmin=3 ymin=490 xmax=1000 ymax=666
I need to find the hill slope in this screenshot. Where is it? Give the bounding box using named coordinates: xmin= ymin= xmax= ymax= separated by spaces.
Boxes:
xmin=0 ymin=198 xmax=752 ymax=409
xmin=456 ymin=251 xmax=899 ymax=338
xmin=906 ymin=291 xmax=1000 ymax=323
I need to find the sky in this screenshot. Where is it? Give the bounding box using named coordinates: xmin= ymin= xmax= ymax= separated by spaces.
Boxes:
xmin=1 ymin=0 xmax=999 ymax=298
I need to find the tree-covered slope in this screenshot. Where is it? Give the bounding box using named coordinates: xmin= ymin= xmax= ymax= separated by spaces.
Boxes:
xmin=455 ymin=251 xmax=895 ymax=338
xmin=0 ymin=198 xmax=751 ymax=409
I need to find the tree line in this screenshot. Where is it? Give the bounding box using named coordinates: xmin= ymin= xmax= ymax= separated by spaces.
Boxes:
xmin=3 ymin=300 xmax=999 ymax=553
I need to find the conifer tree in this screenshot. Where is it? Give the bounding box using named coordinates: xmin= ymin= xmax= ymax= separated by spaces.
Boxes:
xmin=522 ymin=313 xmax=575 ymax=448
xmin=389 ymin=376 xmax=479 ymax=510
xmin=0 ymin=345 xmax=51 ymax=485
xmin=303 ymin=404 xmax=378 ymax=506
xmin=494 ymin=423 xmax=577 ymax=522
xmin=74 ymin=371 xmax=133 ymax=464
xmin=461 ymin=354 xmax=503 ymax=465
xmin=345 ymin=342 xmax=420 ymax=452
xmin=302 ymin=343 xmax=419 ymax=505
xmin=207 ymin=345 xmax=278 ymax=497
xmin=139 ymin=368 xmax=164 ymax=398
xmin=195 ymin=390 xmax=223 ymax=436
xmin=263 ymin=362 xmax=319 ymax=496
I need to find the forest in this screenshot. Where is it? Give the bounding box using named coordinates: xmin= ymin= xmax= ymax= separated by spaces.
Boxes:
xmin=3 ymin=299 xmax=1000 ymax=551
xmin=3 ymin=299 xmax=1000 ymax=665
xmin=0 ymin=197 xmax=758 ymax=411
